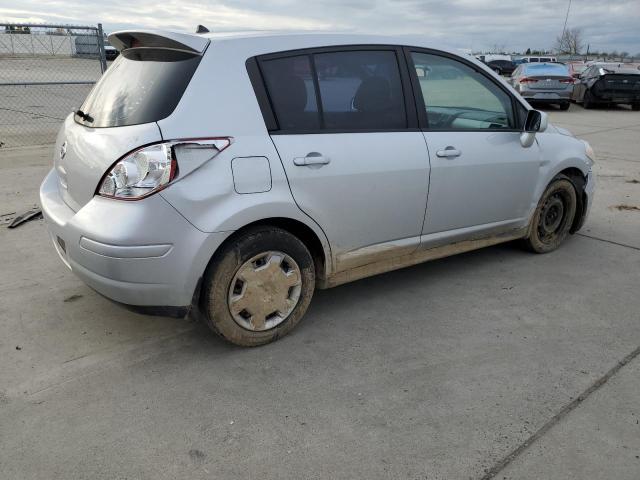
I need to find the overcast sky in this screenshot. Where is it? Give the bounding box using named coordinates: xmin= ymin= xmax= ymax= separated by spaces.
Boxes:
xmin=1 ymin=0 xmax=638 ymax=54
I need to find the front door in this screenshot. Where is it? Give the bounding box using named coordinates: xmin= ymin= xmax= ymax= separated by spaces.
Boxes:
xmin=407 ymin=50 xmax=541 ymax=246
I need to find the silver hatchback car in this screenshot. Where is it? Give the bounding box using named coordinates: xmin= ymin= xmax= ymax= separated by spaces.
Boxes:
xmin=41 ymin=31 xmax=596 ymax=346
xmin=510 ymin=62 xmax=575 ymax=110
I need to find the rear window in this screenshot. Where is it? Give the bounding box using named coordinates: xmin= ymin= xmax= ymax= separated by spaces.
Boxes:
xmin=76 ymin=49 xmax=201 ymax=128
xmin=524 ymin=64 xmax=569 ymax=76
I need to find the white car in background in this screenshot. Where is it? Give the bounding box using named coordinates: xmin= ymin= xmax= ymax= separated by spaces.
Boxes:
xmin=41 ymin=31 xmax=596 ymax=346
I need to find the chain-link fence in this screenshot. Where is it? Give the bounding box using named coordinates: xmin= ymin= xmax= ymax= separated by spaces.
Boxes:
xmin=0 ymin=23 xmax=107 ymax=148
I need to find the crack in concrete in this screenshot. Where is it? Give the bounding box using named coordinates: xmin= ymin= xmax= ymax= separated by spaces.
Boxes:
xmin=577 ymin=233 xmax=640 ymax=251
xmin=479 ymin=345 xmax=640 ymax=480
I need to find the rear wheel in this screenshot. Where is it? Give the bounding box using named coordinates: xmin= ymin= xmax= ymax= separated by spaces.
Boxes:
xmin=583 ymin=90 xmax=595 ymax=109
xmin=632 ymin=103 xmax=640 ymax=111
xmin=201 ymin=227 xmax=315 ymax=347
xmin=559 ymin=102 xmax=570 ymax=111
xmin=524 ymin=175 xmax=578 ymax=253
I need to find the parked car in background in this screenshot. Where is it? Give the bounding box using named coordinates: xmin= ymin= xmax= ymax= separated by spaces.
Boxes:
xmin=476 ymin=54 xmax=511 ymax=63
xmin=104 ymin=42 xmax=119 ymax=60
xmin=520 ymin=56 xmax=557 ymax=63
xmin=567 ymin=61 xmax=588 ymax=79
xmin=486 ymin=59 xmax=516 ymax=76
xmin=572 ymin=63 xmax=640 ymax=110
xmin=510 ymin=63 xmax=574 ymax=110
xmin=41 ymin=31 xmax=595 ymax=346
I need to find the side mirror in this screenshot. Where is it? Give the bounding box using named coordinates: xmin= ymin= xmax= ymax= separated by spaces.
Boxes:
xmin=521 ymin=110 xmax=548 ymax=147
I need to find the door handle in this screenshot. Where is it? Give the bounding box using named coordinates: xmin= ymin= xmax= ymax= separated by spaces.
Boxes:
xmin=293 ymin=152 xmax=331 ymax=166
xmin=436 ymin=146 xmax=462 ymax=158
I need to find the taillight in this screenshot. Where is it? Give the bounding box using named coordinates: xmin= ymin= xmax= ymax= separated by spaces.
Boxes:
xmin=97 ymin=138 xmax=231 ymax=200
xmin=559 ymin=77 xmax=575 ymax=84
xmin=520 ymin=77 xmax=539 ymax=83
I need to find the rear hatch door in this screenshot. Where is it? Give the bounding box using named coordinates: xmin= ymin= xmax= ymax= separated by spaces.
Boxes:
xmin=54 ymin=31 xmax=208 ymax=210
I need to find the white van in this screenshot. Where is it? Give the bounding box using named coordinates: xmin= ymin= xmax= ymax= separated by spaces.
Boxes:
xmin=520 ymin=56 xmax=558 ymax=63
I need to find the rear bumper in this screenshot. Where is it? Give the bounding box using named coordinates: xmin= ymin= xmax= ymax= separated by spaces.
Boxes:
xmin=522 ymin=89 xmax=572 ymax=103
xmin=591 ymin=91 xmax=640 ymax=104
xmin=40 ymin=169 xmax=231 ymax=309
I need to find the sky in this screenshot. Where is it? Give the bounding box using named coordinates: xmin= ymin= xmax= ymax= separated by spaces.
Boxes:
xmin=1 ymin=0 xmax=639 ymax=54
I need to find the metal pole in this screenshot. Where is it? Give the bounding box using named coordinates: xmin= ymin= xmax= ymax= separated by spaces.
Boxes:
xmin=96 ymin=23 xmax=107 ymax=73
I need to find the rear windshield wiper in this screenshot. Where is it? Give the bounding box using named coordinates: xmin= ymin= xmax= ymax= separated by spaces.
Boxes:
xmin=75 ymin=109 xmax=94 ymax=123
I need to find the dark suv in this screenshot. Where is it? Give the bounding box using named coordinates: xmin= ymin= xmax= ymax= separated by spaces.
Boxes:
xmin=486 ymin=60 xmax=516 ymax=76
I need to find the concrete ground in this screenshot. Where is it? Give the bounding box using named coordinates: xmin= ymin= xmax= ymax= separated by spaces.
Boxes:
xmin=1 ymin=104 xmax=639 ymax=479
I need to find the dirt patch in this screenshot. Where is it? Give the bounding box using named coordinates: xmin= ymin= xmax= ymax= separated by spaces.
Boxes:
xmin=63 ymin=294 xmax=84 ymax=303
xmin=611 ymin=204 xmax=640 ymax=212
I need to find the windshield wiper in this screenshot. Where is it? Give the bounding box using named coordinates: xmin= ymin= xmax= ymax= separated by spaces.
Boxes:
xmin=75 ymin=109 xmax=94 ymax=123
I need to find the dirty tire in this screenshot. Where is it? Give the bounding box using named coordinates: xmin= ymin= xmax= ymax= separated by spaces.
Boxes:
xmin=201 ymin=227 xmax=315 ymax=347
xmin=524 ymin=174 xmax=578 ymax=254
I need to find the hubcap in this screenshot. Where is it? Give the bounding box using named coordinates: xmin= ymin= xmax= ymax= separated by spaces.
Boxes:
xmin=227 ymin=251 xmax=302 ymax=332
xmin=538 ymin=192 xmax=567 ymax=241
xmin=541 ymin=195 xmax=564 ymax=234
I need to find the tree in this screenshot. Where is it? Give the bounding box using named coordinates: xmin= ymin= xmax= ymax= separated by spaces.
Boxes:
xmin=555 ymin=27 xmax=584 ymax=55
xmin=620 ymin=51 xmax=629 ymax=60
xmin=525 ymin=48 xmax=531 ymax=55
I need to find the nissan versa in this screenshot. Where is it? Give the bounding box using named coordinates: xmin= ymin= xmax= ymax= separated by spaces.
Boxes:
xmin=40 ymin=31 xmax=596 ymax=346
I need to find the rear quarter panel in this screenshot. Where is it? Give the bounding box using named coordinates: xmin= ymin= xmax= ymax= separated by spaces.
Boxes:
xmin=157 ymin=41 xmax=332 ymax=274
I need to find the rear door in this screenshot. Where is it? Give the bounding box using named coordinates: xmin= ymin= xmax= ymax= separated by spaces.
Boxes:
xmin=255 ymin=47 xmax=430 ymax=271
xmin=406 ymin=49 xmax=541 ymax=246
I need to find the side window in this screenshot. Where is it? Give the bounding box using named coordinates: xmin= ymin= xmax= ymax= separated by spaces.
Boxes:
xmin=260 ymin=55 xmax=320 ymax=131
xmin=410 ymin=52 xmax=516 ymax=130
xmin=313 ymin=50 xmax=407 ymax=130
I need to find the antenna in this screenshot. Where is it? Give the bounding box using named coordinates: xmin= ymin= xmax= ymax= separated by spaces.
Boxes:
xmin=560 ymin=0 xmax=572 ymax=40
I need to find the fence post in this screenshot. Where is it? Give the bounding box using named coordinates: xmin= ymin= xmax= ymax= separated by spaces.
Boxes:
xmin=97 ymin=23 xmax=107 ymax=73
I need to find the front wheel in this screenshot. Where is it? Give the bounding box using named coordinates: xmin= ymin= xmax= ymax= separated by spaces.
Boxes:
xmin=524 ymin=175 xmax=578 ymax=253
xmin=201 ymin=227 xmax=315 ymax=347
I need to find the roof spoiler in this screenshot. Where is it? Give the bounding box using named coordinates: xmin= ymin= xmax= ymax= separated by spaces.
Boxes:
xmin=108 ymin=30 xmax=209 ymax=54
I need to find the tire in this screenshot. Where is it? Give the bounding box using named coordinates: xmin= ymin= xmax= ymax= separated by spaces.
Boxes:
xmin=559 ymin=102 xmax=570 ymax=111
xmin=493 ymin=68 xmax=502 ymax=75
xmin=583 ymin=90 xmax=594 ymax=109
xmin=201 ymin=227 xmax=315 ymax=347
xmin=524 ymin=175 xmax=578 ymax=254
xmin=632 ymin=103 xmax=640 ymax=111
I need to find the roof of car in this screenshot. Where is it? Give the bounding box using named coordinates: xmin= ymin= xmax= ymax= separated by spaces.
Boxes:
xmin=588 ymin=62 xmax=640 ymax=74
xmin=110 ymin=29 xmax=468 ymax=57
xmin=207 ymin=31 xmax=471 ymax=56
